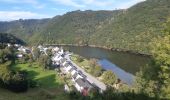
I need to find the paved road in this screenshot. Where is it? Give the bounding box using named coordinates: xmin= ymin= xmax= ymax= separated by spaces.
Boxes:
xmin=65 ymin=54 xmax=106 ymax=91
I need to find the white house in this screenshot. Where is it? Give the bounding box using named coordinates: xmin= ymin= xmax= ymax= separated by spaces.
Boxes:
xmin=58 ymin=48 xmax=64 ymax=55
xmin=65 ymin=65 xmax=72 ymax=73
xmin=52 ymin=47 xmax=60 ymax=53
xmin=18 ymin=46 xmax=30 ymax=53
xmin=71 ymin=69 xmax=77 ymax=76
xmin=17 ymin=54 xmax=23 ymax=58
xmin=7 ymin=43 xmax=11 ymax=47
xmin=61 ymin=59 xmax=68 ymax=66
xmin=75 ymin=78 xmax=92 ymax=93
xmin=14 ymin=44 xmax=20 ymax=47
xmin=52 ymin=55 xmax=63 ymax=62
xmin=38 ymin=45 xmax=43 ymax=49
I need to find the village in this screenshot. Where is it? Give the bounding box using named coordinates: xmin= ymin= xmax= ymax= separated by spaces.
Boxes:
xmin=3 ymin=44 xmax=129 ymax=96
xmin=7 ymin=43 xmax=108 ymax=95
xmin=38 ymin=45 xmax=107 ymax=95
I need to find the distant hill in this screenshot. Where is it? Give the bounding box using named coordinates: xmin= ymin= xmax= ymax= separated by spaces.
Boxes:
xmin=0 ymin=33 xmax=25 ymax=45
xmin=0 ymin=0 xmax=170 ymax=54
xmin=0 ymin=19 xmax=50 ymax=40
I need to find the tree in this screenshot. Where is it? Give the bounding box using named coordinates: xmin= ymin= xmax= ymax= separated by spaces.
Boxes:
xmin=89 ymin=65 xmax=103 ymax=77
xmin=0 ymin=47 xmax=15 ymax=64
xmin=0 ymin=62 xmax=12 ymax=83
xmin=102 ymin=70 xmax=117 ymax=86
xmin=38 ymin=55 xmax=52 ymax=70
xmin=9 ymin=71 xmax=28 ymax=92
xmin=135 ymin=19 xmax=170 ymax=99
xmin=151 ymin=35 xmax=170 ymax=98
xmin=89 ymin=59 xmax=97 ymax=67
xmin=32 ymin=47 xmax=40 ymax=60
xmin=76 ymin=56 xmax=84 ymax=62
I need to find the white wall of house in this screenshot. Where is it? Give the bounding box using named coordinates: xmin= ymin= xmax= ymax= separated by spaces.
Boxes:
xmin=17 ymin=54 xmax=23 ymax=58
xmin=65 ymin=66 xmax=72 ymax=73
xmin=62 ymin=61 xmax=67 ymax=66
xmin=75 ymin=83 xmax=83 ymax=92
xmin=53 ymin=56 xmax=62 ymax=62
xmin=58 ymin=49 xmax=64 ymax=55
xmin=52 ymin=47 xmax=59 ymax=53
xmin=75 ymin=74 xmax=83 ymax=80
xmin=71 ymin=70 xmax=76 ymax=75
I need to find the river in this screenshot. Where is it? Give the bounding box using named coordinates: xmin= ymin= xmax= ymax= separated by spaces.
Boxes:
xmin=61 ymin=46 xmax=151 ymax=85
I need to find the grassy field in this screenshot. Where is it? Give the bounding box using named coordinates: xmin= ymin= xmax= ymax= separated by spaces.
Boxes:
xmin=71 ymin=54 xmax=90 ymax=72
xmin=13 ymin=63 xmax=63 ymax=88
xmin=0 ymin=63 xmax=70 ymax=100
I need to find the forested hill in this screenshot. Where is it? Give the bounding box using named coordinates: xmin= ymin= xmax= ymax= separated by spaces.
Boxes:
xmin=89 ymin=0 xmax=170 ymax=54
xmin=30 ymin=10 xmax=117 ymax=44
xmin=0 ymin=0 xmax=170 ymax=54
xmin=0 ymin=19 xmax=50 ymax=40
xmin=0 ymin=33 xmax=25 ymax=45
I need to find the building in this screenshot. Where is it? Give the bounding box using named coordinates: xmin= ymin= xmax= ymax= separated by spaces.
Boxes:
xmin=16 ymin=54 xmax=23 ymax=58
xmin=18 ymin=46 xmax=30 ymax=54
xmin=75 ymin=78 xmax=92 ymax=93
xmin=52 ymin=47 xmax=60 ymax=53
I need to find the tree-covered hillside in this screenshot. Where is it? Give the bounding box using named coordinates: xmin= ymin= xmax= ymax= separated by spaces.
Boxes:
xmin=30 ymin=10 xmax=117 ymax=45
xmin=0 ymin=19 xmax=49 ymax=40
xmin=89 ymin=0 xmax=170 ymax=54
xmin=0 ymin=33 xmax=25 ymax=45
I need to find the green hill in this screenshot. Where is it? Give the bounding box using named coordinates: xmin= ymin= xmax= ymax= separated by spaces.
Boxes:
xmin=0 ymin=19 xmax=49 ymax=40
xmin=89 ymin=0 xmax=170 ymax=54
xmin=30 ymin=10 xmax=117 ymax=44
xmin=0 ymin=33 xmax=25 ymax=45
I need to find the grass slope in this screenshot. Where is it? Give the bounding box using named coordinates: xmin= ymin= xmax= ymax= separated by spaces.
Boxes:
xmin=0 ymin=63 xmax=69 ymax=100
xmin=13 ymin=63 xmax=62 ymax=88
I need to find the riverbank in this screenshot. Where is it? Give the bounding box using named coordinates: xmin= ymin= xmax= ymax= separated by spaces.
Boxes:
xmin=44 ymin=44 xmax=152 ymax=57
xmin=70 ymin=54 xmax=131 ymax=88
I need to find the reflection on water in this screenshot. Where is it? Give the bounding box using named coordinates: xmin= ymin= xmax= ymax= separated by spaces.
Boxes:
xmin=98 ymin=59 xmax=134 ymax=85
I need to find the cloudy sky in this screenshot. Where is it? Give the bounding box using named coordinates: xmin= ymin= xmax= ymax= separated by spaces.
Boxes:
xmin=0 ymin=0 xmax=145 ymax=21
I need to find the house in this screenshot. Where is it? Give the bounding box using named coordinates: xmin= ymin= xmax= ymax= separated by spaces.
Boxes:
xmin=63 ymin=63 xmax=70 ymax=72
xmin=61 ymin=58 xmax=68 ymax=66
xmin=75 ymin=78 xmax=92 ymax=93
xmin=37 ymin=45 xmax=43 ymax=50
xmin=65 ymin=64 xmax=73 ymax=73
xmin=37 ymin=45 xmax=49 ymax=55
xmin=58 ymin=48 xmax=64 ymax=55
xmin=52 ymin=47 xmax=60 ymax=53
xmin=70 ymin=68 xmax=77 ymax=76
xmin=73 ymin=73 xmax=83 ymax=81
xmin=18 ymin=46 xmax=30 ymax=53
xmin=17 ymin=54 xmax=23 ymax=58
xmin=14 ymin=44 xmax=20 ymax=47
xmin=52 ymin=55 xmax=63 ymax=63
xmin=7 ymin=43 xmax=11 ymax=47
xmin=72 ymin=72 xmax=78 ymax=80
xmin=64 ymin=84 xmax=70 ymax=92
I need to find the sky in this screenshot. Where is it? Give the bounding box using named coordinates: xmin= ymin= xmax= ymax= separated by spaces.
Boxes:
xmin=0 ymin=0 xmax=145 ymax=21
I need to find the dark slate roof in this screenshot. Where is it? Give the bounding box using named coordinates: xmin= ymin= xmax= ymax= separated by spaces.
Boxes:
xmin=75 ymin=78 xmax=92 ymax=88
xmin=68 ymin=62 xmax=74 ymax=67
xmin=64 ymin=63 xmax=70 ymax=67
xmin=72 ymin=73 xmax=78 ymax=79
xmin=60 ymin=58 xmax=67 ymax=63
xmin=69 ymin=67 xmax=74 ymax=72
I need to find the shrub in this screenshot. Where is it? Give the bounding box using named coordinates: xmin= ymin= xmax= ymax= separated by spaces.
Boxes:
xmin=76 ymin=56 xmax=84 ymax=62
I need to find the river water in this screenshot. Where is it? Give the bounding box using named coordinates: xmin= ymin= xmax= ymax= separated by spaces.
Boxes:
xmin=62 ymin=46 xmax=151 ymax=85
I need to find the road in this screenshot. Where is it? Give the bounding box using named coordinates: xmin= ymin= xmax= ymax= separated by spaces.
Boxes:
xmin=65 ymin=54 xmax=106 ymax=91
